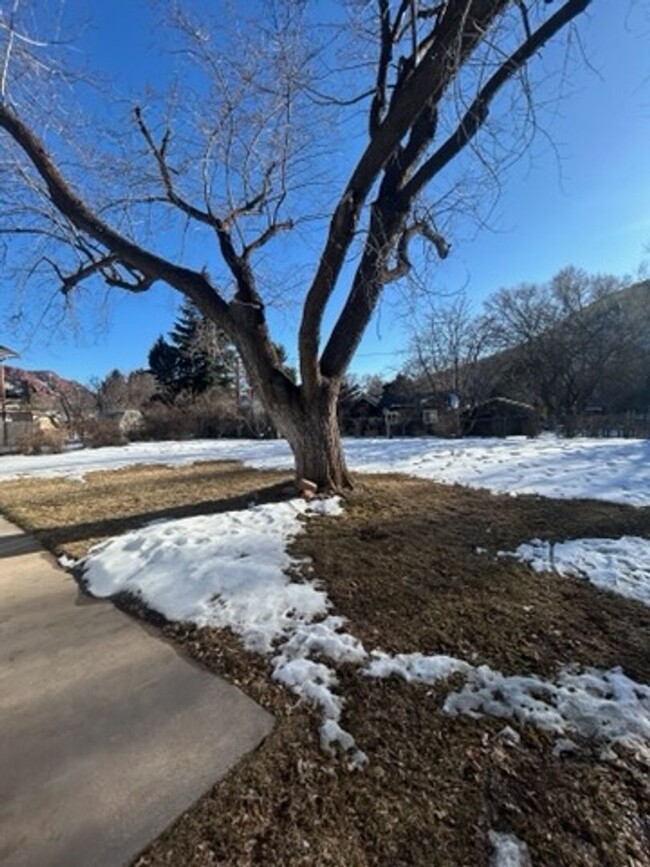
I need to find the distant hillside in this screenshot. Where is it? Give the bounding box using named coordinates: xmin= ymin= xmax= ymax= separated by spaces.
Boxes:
xmin=479 ymin=278 xmax=650 ymax=416
xmin=403 ymin=277 xmax=650 ymax=425
xmin=611 ymin=278 xmax=650 ymax=310
xmin=3 ymin=365 xmax=93 ymax=411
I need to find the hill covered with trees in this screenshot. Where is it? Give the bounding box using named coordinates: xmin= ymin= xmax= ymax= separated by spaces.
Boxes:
xmin=405 ymin=269 xmax=650 ymax=435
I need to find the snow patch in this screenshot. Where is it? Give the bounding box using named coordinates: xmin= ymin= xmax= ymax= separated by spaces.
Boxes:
xmin=445 ymin=665 xmax=650 ymax=757
xmin=271 ymin=615 xmax=368 ymax=766
xmin=83 ymin=498 xmax=332 ymax=653
xmin=2 ymin=434 xmax=650 ymax=507
xmin=504 ymin=536 xmax=650 ymax=607
xmin=365 ymin=652 xmax=650 ymax=758
xmin=497 ymin=725 xmax=521 ymax=746
xmin=365 ymin=651 xmax=471 ymax=684
xmin=489 ymin=831 xmax=532 ymax=867
xmin=82 ymin=496 xmax=367 ymax=764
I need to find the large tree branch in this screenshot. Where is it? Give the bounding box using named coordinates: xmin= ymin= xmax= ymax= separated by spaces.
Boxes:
xmin=0 ymin=102 xmax=300 ymax=405
xmin=299 ymin=0 xmax=508 ymax=391
xmin=0 ymin=101 xmax=233 ymax=328
xmin=402 ymin=0 xmax=593 ymax=201
xmin=319 ymin=206 xmax=448 ymax=380
xmin=319 ymin=200 xmax=403 ymax=379
xmin=381 ymin=219 xmax=450 ymax=284
xmin=369 ymin=0 xmax=393 ymax=136
xmin=320 ymin=0 xmax=593 ymax=380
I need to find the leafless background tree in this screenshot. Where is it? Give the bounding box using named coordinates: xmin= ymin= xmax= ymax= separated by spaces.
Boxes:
xmin=401 ymin=265 xmax=650 ymax=437
xmin=407 ymin=293 xmax=488 ymax=404
xmin=482 ymin=267 xmax=649 ymax=431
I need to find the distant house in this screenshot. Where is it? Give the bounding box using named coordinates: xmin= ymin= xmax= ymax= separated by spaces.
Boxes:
xmin=338 ymin=394 xmax=384 ymax=437
xmin=0 ymin=405 xmax=65 ymax=453
xmin=340 ymin=379 xmax=540 ymax=439
xmin=461 ymin=397 xmax=539 ymax=438
xmin=379 ymin=390 xmax=461 ymax=437
xmin=337 ymin=386 xmax=453 ymax=437
xmin=0 ymin=407 xmax=33 ymax=452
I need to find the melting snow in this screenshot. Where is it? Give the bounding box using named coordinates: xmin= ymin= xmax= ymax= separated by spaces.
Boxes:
xmin=82 ymin=496 xmax=368 ymax=766
xmin=365 ymin=653 xmax=650 ymax=759
xmin=365 ymin=651 xmax=471 ymax=683
xmin=489 ymin=831 xmax=532 ymax=867
xmin=83 ymin=498 xmax=334 ymax=652
xmin=504 ymin=536 xmax=650 ymax=607
xmin=444 ymin=665 xmax=650 ymax=757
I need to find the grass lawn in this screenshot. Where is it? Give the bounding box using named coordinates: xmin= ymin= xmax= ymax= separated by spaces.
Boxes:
xmin=1 ymin=462 xmax=649 ymax=865
xmin=0 ymin=462 xmax=289 ymax=559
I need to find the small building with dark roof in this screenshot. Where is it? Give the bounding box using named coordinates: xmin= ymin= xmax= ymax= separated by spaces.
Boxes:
xmin=461 ymin=397 xmax=539 ymax=438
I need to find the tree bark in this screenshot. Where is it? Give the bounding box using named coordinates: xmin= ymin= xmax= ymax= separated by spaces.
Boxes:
xmin=271 ymin=379 xmax=352 ymax=493
xmin=230 ymin=326 xmax=352 ymax=493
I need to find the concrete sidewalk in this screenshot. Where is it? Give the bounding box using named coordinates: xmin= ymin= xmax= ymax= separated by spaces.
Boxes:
xmin=0 ymin=517 xmax=274 ymax=867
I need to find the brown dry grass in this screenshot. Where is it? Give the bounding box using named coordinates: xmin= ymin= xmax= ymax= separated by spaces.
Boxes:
xmin=1 ymin=464 xmax=649 ymax=865
xmin=0 ymin=461 xmax=289 ymax=558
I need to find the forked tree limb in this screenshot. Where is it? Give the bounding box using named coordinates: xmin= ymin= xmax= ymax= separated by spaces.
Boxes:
xmin=0 ymin=100 xmax=233 ymax=325
xmin=319 ymin=0 xmax=593 ymax=381
xmin=134 ymin=107 xmax=218 ymax=230
xmin=0 ymin=0 xmax=595 ymax=409
xmin=402 ymin=0 xmax=592 ymax=201
xmin=299 ymin=0 xmax=510 ymax=391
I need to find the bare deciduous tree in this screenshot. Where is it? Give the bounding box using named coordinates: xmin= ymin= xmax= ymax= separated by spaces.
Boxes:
xmin=93 ymin=369 xmax=157 ymax=414
xmin=407 ymin=294 xmax=488 ymax=405
xmin=482 ymin=266 xmax=644 ymax=430
xmin=0 ymin=0 xmax=593 ymax=488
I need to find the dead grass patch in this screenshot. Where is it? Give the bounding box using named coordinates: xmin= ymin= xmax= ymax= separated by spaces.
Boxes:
xmin=2 ymin=467 xmax=649 ymax=865
xmin=0 ymin=461 xmax=289 ymax=558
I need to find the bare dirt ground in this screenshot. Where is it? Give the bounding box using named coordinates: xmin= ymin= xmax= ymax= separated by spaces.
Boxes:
xmin=1 ymin=465 xmax=649 ymax=866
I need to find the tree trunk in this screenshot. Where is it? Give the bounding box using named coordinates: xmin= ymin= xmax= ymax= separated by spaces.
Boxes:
xmin=276 ymin=380 xmax=353 ymax=492
xmin=232 ymin=323 xmax=352 ymax=493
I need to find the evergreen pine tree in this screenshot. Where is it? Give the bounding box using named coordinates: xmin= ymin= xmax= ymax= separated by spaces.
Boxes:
xmin=149 ymin=300 xmax=238 ymax=398
xmin=148 ymin=336 xmax=181 ymax=400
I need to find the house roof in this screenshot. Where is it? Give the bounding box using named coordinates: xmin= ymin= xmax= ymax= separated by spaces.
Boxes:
xmin=482 ymin=396 xmax=536 ymax=409
xmin=0 ymin=345 xmax=19 ymax=361
xmin=466 ymin=397 xmax=537 ymax=415
xmin=379 ymin=390 xmax=456 ymax=410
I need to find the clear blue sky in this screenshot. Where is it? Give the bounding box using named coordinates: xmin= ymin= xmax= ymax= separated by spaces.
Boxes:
xmin=3 ymin=1 xmax=649 ymax=385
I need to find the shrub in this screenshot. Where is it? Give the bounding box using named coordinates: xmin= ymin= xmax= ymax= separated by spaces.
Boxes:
xmin=139 ymin=403 xmax=195 ymax=441
xmin=17 ymin=429 xmax=66 ymax=455
xmin=82 ymin=418 xmax=127 ymax=448
xmin=139 ymin=389 xmax=248 ymax=440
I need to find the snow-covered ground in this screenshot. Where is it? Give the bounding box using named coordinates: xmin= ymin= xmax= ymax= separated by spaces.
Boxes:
xmin=7 ymin=432 xmax=649 ymax=760
xmin=502 ymin=536 xmax=650 ymax=607
xmin=1 ymin=434 xmax=650 ymax=506
xmin=0 ymin=439 xmax=289 ymax=481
